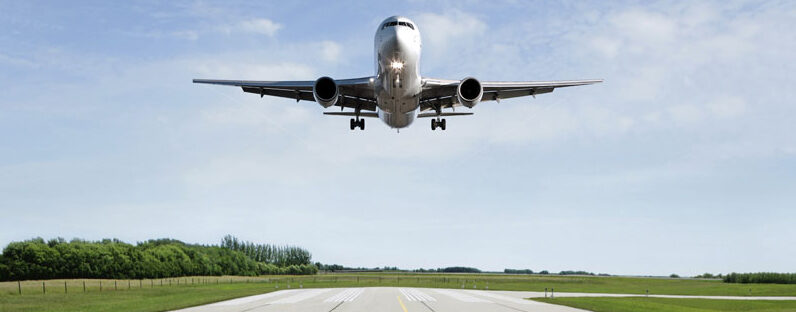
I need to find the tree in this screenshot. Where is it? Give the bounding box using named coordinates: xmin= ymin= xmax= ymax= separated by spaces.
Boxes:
xmin=1 ymin=236 xmax=318 ymax=281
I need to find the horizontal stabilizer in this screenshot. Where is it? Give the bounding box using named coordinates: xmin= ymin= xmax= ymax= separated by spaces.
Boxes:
xmin=417 ymin=112 xmax=474 ymax=118
xmin=323 ymin=112 xmax=380 ymax=118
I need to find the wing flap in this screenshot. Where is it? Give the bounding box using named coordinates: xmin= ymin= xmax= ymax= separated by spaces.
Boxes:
xmin=194 ymin=77 xmax=378 ymax=111
xmin=419 ymin=77 xmax=602 ymax=111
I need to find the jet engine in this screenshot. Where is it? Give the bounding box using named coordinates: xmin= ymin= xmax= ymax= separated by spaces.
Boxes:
xmin=313 ymin=76 xmax=339 ymax=108
xmin=457 ymin=77 xmax=483 ymax=108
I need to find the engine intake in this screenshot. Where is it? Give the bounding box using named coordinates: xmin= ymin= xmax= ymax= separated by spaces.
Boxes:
xmin=457 ymin=77 xmax=483 ymax=108
xmin=313 ymin=76 xmax=339 ymax=108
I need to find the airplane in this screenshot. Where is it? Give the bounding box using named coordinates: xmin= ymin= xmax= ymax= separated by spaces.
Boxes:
xmin=193 ymin=16 xmax=602 ymax=131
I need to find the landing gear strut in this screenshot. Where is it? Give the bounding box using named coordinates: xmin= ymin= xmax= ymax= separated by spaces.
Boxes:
xmin=350 ymin=118 xmax=365 ymax=130
xmin=431 ymin=118 xmax=446 ymax=131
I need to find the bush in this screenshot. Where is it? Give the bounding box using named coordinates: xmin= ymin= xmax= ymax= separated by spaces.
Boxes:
xmin=723 ymin=272 xmax=796 ymax=284
xmin=439 ymin=267 xmax=481 ymax=273
xmin=505 ymin=269 xmax=534 ymax=274
xmin=560 ymin=270 xmax=595 ymax=276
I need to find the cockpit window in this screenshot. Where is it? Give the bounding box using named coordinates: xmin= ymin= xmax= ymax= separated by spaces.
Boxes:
xmin=382 ymin=21 xmax=398 ymax=29
xmin=382 ymin=21 xmax=414 ymax=30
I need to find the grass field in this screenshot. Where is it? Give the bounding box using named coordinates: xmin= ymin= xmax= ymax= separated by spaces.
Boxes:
xmin=2 ymin=273 xmax=796 ymax=311
xmin=534 ymin=297 xmax=796 ymax=312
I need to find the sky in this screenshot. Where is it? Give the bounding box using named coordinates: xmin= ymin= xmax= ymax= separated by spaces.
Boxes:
xmin=1 ymin=1 xmax=794 ymax=276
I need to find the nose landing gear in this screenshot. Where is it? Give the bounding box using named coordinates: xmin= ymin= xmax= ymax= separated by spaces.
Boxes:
xmin=431 ymin=118 xmax=446 ymax=131
xmin=350 ymin=118 xmax=365 ymax=130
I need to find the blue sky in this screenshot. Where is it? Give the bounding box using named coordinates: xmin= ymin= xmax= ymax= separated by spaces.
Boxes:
xmin=1 ymin=1 xmax=794 ymax=276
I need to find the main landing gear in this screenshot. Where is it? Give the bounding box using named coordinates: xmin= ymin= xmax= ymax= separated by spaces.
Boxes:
xmin=431 ymin=118 xmax=446 ymax=131
xmin=350 ymin=118 xmax=365 ymax=130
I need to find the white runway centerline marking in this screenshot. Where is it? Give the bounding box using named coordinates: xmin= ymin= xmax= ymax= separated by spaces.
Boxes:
xmin=399 ymin=288 xmax=437 ymax=302
xmin=270 ymin=288 xmax=332 ymax=304
xmin=325 ymin=288 xmax=365 ymax=302
xmin=433 ymin=289 xmax=493 ymax=303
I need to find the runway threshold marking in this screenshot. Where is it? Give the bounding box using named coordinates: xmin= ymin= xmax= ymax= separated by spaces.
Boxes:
xmin=398 ymin=295 xmax=409 ymax=312
xmin=325 ymin=288 xmax=365 ymax=302
xmin=400 ymin=288 xmax=436 ymax=301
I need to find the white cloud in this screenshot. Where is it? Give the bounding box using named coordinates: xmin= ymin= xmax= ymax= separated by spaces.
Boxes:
xmin=319 ymin=41 xmax=342 ymax=63
xmin=234 ymin=18 xmax=282 ymax=36
xmin=0 ymin=53 xmax=40 ymax=68
xmin=171 ymin=30 xmax=199 ymax=41
xmin=668 ymin=104 xmax=704 ymax=124
xmin=415 ymin=10 xmax=487 ymax=60
xmin=707 ymin=96 xmax=746 ymax=119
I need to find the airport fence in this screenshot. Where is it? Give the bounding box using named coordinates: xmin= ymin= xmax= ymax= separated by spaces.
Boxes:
xmin=0 ymin=274 xmax=512 ymax=296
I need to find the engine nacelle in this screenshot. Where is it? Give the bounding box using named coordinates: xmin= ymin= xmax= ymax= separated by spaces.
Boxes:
xmin=313 ymin=76 xmax=339 ymax=108
xmin=457 ymin=77 xmax=483 ymax=108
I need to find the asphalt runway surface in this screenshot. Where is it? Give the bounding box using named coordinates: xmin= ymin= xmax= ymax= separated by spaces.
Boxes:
xmin=173 ymin=287 xmax=796 ymax=312
xmin=172 ymin=287 xmax=584 ymax=312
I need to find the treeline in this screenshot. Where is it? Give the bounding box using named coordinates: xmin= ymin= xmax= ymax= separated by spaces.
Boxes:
xmin=313 ymin=264 xmax=482 ymax=273
xmin=504 ymin=269 xmax=609 ymax=276
xmin=723 ymin=272 xmax=796 ymax=284
xmin=694 ymin=273 xmax=723 ymax=279
xmin=315 ymin=264 xmax=400 ymax=272
xmin=220 ymin=235 xmax=311 ymax=266
xmin=505 ymin=269 xmax=535 ymax=274
xmin=0 ymin=237 xmax=317 ymax=281
xmin=559 ymin=270 xmax=597 ymax=276
xmin=415 ymin=267 xmax=481 ymax=273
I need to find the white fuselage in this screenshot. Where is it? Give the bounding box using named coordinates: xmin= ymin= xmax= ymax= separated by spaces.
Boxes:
xmin=374 ymin=16 xmax=422 ymax=128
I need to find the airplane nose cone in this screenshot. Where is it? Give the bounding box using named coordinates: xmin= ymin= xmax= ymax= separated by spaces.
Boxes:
xmin=383 ymin=29 xmax=411 ymax=54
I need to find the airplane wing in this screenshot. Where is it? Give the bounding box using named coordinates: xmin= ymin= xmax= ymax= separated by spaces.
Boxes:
xmin=193 ymin=77 xmax=378 ymax=111
xmin=419 ymin=78 xmax=602 ymax=112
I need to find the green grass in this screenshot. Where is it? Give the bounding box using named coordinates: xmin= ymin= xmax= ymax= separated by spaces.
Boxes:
xmin=0 ymin=282 xmax=277 ymax=312
xmin=1 ymin=273 xmax=796 ymax=311
xmin=534 ymin=297 xmax=796 ymax=312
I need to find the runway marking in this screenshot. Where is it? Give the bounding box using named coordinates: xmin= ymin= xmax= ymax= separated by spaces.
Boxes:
xmin=270 ymin=288 xmax=333 ymax=304
xmin=432 ymin=289 xmax=492 ymax=303
xmin=398 ymin=295 xmax=409 ymax=312
xmin=328 ymin=301 xmax=345 ymax=312
xmin=324 ymin=288 xmax=364 ymax=302
xmin=421 ymin=301 xmax=437 ymax=312
xmin=399 ymin=288 xmax=436 ymax=302
xmin=492 ymin=302 xmax=532 ymax=312
xmin=471 ymin=290 xmax=543 ymax=305
xmin=206 ymin=289 xmax=300 ymax=306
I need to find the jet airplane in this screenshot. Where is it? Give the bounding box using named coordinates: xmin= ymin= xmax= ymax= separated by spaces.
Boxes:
xmin=194 ymin=16 xmax=602 ymax=131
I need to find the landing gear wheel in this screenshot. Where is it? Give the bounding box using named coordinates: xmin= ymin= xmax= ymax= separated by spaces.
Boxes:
xmin=350 ymin=118 xmax=356 ymax=130
xmin=440 ymin=119 xmax=447 ymax=130
xmin=358 ymin=118 xmax=365 ymax=130
xmin=431 ymin=119 xmax=438 ymax=130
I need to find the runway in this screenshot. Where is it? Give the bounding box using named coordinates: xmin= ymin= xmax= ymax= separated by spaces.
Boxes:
xmin=172 ymin=287 xmax=586 ymax=312
xmin=173 ymin=287 xmax=796 ymax=312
